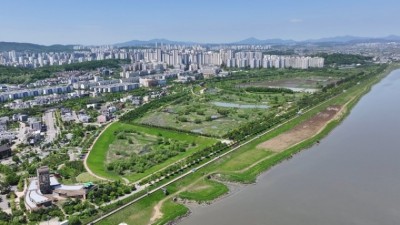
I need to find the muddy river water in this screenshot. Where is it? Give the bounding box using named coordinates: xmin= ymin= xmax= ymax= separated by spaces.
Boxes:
xmin=178 ymin=69 xmax=400 ymax=225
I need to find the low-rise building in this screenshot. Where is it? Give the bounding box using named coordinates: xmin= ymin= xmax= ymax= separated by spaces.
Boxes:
xmin=97 ymin=115 xmax=109 ymax=124
xmin=0 ymin=144 xmax=11 ymax=159
xmin=25 ymin=166 xmax=95 ymax=212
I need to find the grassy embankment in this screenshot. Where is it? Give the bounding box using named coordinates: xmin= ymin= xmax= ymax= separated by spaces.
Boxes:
xmin=94 ymin=65 xmax=399 ymax=225
xmin=86 ymin=122 xmax=217 ymax=182
xmin=97 ymin=190 xmax=188 ymax=225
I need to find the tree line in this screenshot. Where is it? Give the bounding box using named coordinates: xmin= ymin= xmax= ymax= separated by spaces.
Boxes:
xmin=119 ymin=92 xmax=190 ymax=123
xmin=244 ymin=86 xmax=294 ymax=94
xmin=0 ymin=59 xmax=129 ymax=84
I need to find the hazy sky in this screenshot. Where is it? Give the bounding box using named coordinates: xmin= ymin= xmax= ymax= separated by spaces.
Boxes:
xmin=1 ymin=0 xmax=398 ymax=45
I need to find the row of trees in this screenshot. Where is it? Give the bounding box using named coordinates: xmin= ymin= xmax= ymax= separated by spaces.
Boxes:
xmin=244 ymin=86 xmax=294 ymax=94
xmin=317 ymin=53 xmax=373 ymax=66
xmin=140 ymin=122 xmax=219 ymax=138
xmin=120 ymin=92 xmax=189 ymax=122
xmin=139 ymin=141 xmax=228 ymax=185
xmin=62 ymin=198 xmax=97 ymax=219
xmin=88 ymin=181 xmax=135 ymax=205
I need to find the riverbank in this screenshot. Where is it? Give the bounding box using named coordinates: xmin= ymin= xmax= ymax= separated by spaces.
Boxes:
xmin=176 ymin=66 xmax=400 ymax=225
xmin=163 ymin=65 xmax=400 ymax=223
xmin=93 ymin=64 xmax=399 ymax=225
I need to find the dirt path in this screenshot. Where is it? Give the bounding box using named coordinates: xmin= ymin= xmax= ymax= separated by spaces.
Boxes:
xmin=149 ymin=199 xmax=165 ymax=224
xmin=149 ymin=176 xmax=206 ymax=224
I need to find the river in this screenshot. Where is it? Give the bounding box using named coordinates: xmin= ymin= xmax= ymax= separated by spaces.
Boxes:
xmin=178 ymin=69 xmax=400 ymax=225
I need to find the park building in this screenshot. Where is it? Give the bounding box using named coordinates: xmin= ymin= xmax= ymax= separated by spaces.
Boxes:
xmin=25 ymin=166 xmax=95 ymax=212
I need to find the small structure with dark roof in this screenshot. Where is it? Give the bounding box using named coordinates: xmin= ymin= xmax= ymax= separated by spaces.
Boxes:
xmin=0 ymin=144 xmax=11 ymax=159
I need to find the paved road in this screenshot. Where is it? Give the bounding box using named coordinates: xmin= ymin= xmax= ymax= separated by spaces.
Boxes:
xmin=43 ymin=110 xmax=58 ymax=143
xmin=12 ymin=122 xmax=27 ymax=149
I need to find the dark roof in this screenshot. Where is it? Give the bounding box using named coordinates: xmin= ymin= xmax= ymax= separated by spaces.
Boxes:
xmin=0 ymin=144 xmax=11 ymax=152
xmin=37 ymin=166 xmax=49 ymax=173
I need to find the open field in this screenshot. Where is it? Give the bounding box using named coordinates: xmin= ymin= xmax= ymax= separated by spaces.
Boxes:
xmin=76 ymin=172 xmax=103 ymax=183
xmin=178 ymin=178 xmax=229 ymax=202
xmin=86 ymin=122 xmax=217 ymax=182
xmin=107 ymin=130 xmax=192 ymax=163
xmin=138 ymin=99 xmax=271 ymax=137
xmin=258 ymin=105 xmax=342 ymax=152
xmin=138 ymin=87 xmax=301 ymax=137
xmin=237 ymin=76 xmax=339 ymax=91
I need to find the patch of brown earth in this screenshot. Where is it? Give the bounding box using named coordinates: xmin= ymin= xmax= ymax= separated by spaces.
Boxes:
xmin=258 ymin=105 xmax=342 ymax=152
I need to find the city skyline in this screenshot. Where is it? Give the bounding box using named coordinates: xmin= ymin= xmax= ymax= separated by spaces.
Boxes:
xmin=1 ymin=0 xmax=399 ymax=45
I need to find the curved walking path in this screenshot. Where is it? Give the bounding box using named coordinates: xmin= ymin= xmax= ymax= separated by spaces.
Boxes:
xmin=83 ymin=121 xmax=115 ymax=182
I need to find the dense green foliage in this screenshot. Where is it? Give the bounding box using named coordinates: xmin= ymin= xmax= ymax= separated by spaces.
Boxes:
xmin=62 ymin=199 xmax=97 ymax=219
xmin=62 ymin=59 xmax=130 ymax=71
xmin=120 ymin=93 xmax=189 ymax=122
xmin=0 ymin=59 xmax=129 ymax=84
xmin=58 ymin=161 xmax=85 ymax=180
xmin=0 ymin=42 xmax=74 ymax=52
xmin=88 ymin=181 xmax=135 ymax=205
xmin=0 ymin=164 xmax=20 ymax=186
xmin=245 ymin=86 xmax=294 ymax=93
xmin=139 ymin=141 xmax=228 ymax=185
xmin=27 ymin=206 xmax=64 ymax=222
xmin=317 ymin=53 xmax=373 ymax=65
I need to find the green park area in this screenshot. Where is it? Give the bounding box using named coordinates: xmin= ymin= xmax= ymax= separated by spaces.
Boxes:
xmin=86 ymin=122 xmax=217 ymax=182
xmin=93 ymin=64 xmax=394 ymax=225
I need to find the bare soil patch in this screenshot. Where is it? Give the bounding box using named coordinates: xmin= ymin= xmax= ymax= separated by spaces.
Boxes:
xmin=258 ymin=105 xmax=342 ymax=152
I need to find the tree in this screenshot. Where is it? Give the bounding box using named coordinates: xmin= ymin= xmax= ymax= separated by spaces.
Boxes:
xmin=12 ymin=155 xmax=20 ymax=163
xmin=0 ymin=181 xmax=10 ymax=194
xmin=68 ymin=216 xmax=82 ymax=225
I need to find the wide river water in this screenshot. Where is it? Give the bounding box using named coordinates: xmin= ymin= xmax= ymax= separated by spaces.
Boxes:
xmin=178 ymin=69 xmax=400 ymax=225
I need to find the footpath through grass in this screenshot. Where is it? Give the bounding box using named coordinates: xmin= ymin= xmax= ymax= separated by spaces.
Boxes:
xmin=86 ymin=122 xmax=217 ymax=182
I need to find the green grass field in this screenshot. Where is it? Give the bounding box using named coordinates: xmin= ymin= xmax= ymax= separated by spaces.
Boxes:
xmin=86 ymin=122 xmax=217 ymax=182
xmin=179 ymin=178 xmax=229 ymax=202
xmin=76 ymin=172 xmax=103 ymax=183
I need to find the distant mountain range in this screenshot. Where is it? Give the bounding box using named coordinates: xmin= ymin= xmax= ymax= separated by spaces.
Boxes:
xmin=116 ymin=35 xmax=400 ymax=46
xmin=114 ymin=38 xmax=198 ymax=47
xmin=2 ymin=35 xmax=400 ymax=51
xmin=0 ymin=42 xmax=74 ymax=52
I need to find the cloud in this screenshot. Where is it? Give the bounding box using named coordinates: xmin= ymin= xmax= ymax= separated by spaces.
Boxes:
xmin=289 ymin=18 xmax=303 ymax=23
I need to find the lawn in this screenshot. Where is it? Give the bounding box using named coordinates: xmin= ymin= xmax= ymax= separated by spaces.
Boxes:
xmin=86 ymin=122 xmax=217 ymax=182
xmin=97 ymin=191 xmax=163 ymax=225
xmin=218 ymin=148 xmax=274 ymax=172
xmin=76 ymin=172 xmax=103 ymax=183
xmin=179 ymin=178 xmax=229 ymax=202
xmin=237 ymin=76 xmax=339 ymax=90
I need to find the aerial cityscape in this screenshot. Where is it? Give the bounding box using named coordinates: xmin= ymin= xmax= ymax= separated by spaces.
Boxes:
xmin=1 ymin=1 xmax=400 ymax=225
